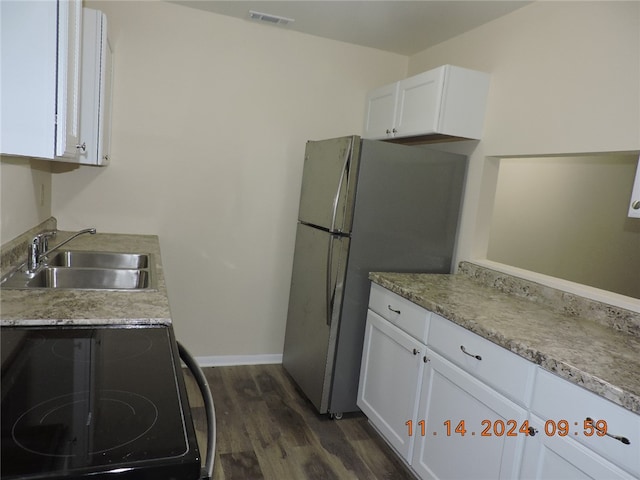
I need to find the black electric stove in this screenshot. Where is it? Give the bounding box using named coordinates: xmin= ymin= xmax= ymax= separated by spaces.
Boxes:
xmin=1 ymin=325 xmax=201 ymax=480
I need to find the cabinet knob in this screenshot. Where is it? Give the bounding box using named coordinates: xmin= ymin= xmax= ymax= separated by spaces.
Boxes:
xmin=76 ymin=142 xmax=86 ymax=152
xmin=528 ymin=427 xmax=538 ymax=437
xmin=385 ymin=129 xmax=391 ymax=135
xmin=392 ymin=128 xmax=397 ymax=134
xmin=632 ymin=200 xmax=640 ymax=210
xmin=413 ymin=348 xmax=420 ymax=356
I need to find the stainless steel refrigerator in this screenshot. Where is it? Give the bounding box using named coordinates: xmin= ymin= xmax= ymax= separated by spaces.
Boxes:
xmin=282 ymin=135 xmax=467 ymax=416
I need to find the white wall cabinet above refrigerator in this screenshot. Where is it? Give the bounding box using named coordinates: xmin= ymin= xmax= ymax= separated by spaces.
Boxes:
xmin=79 ymin=8 xmax=113 ymax=166
xmin=363 ymin=65 xmax=490 ymax=142
xmin=1 ymin=0 xmax=83 ymax=161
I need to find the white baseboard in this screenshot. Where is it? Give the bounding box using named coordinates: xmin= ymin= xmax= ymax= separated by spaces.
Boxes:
xmin=195 ymin=354 xmax=283 ymax=367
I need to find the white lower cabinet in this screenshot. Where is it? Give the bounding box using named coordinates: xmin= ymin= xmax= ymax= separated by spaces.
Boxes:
xmin=357 ymin=310 xmax=426 ymax=462
xmin=520 ymin=415 xmax=635 ymax=479
xmin=359 ymin=284 xmax=640 ymax=480
xmin=412 ymin=350 xmax=527 ymax=479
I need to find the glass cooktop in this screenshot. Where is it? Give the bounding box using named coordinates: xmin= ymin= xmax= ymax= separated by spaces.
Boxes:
xmin=1 ymin=325 xmax=200 ymax=480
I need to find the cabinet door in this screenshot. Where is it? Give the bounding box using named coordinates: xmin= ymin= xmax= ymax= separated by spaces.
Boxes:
xmin=363 ymin=82 xmax=398 ymax=139
xmin=55 ymin=0 xmax=83 ymax=159
xmin=79 ymin=8 xmax=112 ymax=166
xmin=394 ymin=67 xmax=445 ymax=139
xmin=0 ymin=0 xmax=57 ymax=158
xmin=99 ymin=36 xmax=114 ymax=164
xmin=520 ymin=416 xmax=635 ymax=479
xmin=412 ymin=351 xmax=527 ymax=480
xmin=357 ymin=310 xmax=425 ymax=462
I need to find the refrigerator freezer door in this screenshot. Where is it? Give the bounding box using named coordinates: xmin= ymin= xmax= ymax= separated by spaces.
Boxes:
xmin=297 ymin=136 xmax=361 ymax=234
xmin=282 ymin=223 xmax=350 ymax=414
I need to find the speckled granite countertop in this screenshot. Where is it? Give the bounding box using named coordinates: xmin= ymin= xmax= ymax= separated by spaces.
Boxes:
xmin=0 ymin=229 xmax=171 ymax=326
xmin=370 ymin=263 xmax=640 ymax=415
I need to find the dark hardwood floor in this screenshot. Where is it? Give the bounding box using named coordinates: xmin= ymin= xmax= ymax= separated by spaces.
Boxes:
xmin=183 ymin=364 xmax=415 ymax=480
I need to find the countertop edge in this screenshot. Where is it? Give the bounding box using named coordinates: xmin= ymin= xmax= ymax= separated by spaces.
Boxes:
xmin=0 ymin=318 xmax=172 ymax=327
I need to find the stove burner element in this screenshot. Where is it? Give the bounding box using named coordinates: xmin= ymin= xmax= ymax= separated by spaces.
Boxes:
xmin=12 ymin=390 xmax=158 ymax=458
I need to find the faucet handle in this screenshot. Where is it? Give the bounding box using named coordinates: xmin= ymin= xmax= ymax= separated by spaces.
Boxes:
xmin=37 ymin=230 xmax=58 ymax=255
xmin=27 ymin=236 xmax=41 ymax=273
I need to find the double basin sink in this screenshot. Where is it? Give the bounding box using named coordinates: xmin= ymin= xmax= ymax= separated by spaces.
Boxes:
xmin=1 ymin=251 xmax=155 ymax=290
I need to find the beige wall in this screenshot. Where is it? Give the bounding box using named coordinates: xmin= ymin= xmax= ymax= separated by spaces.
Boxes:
xmin=0 ymin=156 xmax=51 ymax=244
xmin=50 ymin=1 xmax=407 ymax=357
xmin=407 ymin=1 xmax=640 ymax=300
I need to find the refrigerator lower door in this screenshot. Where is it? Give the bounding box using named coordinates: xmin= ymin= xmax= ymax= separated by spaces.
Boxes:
xmin=282 ymin=223 xmax=350 ymax=414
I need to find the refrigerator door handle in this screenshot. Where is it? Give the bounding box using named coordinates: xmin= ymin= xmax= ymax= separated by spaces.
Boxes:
xmin=326 ymin=234 xmax=335 ymax=326
xmin=329 ymin=138 xmax=353 ymax=234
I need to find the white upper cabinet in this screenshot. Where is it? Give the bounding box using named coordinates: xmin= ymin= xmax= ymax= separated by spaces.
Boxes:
xmin=362 ymin=83 xmax=399 ymax=140
xmin=394 ymin=68 xmax=446 ymax=138
xmin=78 ymin=8 xmax=113 ymax=166
xmin=364 ymin=65 xmax=491 ymax=142
xmin=1 ymin=0 xmax=83 ymax=161
xmin=57 ymin=0 xmax=83 ymax=159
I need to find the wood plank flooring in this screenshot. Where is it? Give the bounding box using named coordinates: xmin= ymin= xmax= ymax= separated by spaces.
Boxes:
xmin=183 ymin=364 xmax=415 ymax=480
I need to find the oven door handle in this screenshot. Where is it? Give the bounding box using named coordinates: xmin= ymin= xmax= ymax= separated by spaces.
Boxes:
xmin=178 ymin=341 xmax=216 ymax=480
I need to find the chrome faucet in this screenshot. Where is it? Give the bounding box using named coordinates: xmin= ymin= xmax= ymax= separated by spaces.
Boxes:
xmin=26 ymin=228 xmax=97 ymax=273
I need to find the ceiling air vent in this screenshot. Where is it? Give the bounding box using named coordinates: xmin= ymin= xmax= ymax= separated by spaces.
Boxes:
xmin=248 ymin=10 xmax=294 ymax=26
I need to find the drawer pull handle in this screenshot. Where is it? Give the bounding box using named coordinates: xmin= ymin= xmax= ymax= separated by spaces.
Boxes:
xmin=460 ymin=345 xmax=482 ymax=361
xmin=388 ymin=305 xmax=401 ymax=314
xmin=585 ymin=417 xmax=631 ymax=445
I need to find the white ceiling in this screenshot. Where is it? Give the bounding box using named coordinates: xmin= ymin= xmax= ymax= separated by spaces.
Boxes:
xmin=172 ymin=1 xmax=532 ymax=55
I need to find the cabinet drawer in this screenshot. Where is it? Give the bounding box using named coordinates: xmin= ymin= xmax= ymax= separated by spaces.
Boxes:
xmin=531 ymin=369 xmax=640 ymax=477
xmin=428 ymin=314 xmax=535 ymax=406
xmin=369 ymin=283 xmax=429 ymax=343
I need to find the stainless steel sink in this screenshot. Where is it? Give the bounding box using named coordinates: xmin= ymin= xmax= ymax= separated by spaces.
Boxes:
xmin=0 ymin=251 xmax=156 ymax=291
xmin=45 ymin=251 xmax=149 ymax=269
xmin=27 ymin=267 xmax=150 ymax=290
